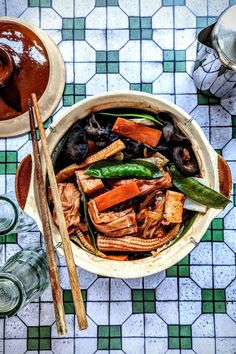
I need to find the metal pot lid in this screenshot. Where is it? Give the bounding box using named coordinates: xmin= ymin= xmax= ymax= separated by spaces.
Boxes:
xmin=211 ymin=5 xmax=236 ymax=71
xmin=0 ymin=17 xmax=65 ymax=137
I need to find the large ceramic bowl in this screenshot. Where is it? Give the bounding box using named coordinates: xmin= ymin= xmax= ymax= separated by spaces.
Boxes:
xmin=15 ymin=91 xmax=232 ymax=278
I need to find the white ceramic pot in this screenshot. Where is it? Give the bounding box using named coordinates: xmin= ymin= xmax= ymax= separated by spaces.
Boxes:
xmin=15 ymin=91 xmax=232 ymax=278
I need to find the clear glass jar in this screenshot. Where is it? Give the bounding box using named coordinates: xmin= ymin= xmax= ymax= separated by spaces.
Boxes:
xmin=0 ymin=245 xmax=49 ymax=318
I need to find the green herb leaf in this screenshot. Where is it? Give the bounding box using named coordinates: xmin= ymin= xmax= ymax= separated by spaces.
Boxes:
xmin=97 ymin=112 xmax=163 ymax=125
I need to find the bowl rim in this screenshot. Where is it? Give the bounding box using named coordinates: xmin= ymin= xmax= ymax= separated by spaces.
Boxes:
xmin=24 ymin=91 xmax=221 ymax=278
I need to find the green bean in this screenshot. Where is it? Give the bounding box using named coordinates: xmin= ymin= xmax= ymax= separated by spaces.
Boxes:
xmin=97 ymin=112 xmax=163 ymax=125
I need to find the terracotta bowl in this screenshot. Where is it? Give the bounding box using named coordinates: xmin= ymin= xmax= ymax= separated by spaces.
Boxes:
xmin=15 ymin=91 xmax=232 ymax=278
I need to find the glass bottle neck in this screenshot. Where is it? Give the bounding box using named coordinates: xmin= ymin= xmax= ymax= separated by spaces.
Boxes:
xmin=0 ymin=274 xmax=24 ymax=318
xmin=0 ymin=197 xmax=18 ymax=235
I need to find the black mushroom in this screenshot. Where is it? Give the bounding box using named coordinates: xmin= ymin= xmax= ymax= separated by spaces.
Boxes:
xmin=173 ymin=146 xmax=199 ymax=176
xmin=64 ymin=123 xmax=88 ymax=163
xmin=122 ymin=138 xmax=145 ymax=160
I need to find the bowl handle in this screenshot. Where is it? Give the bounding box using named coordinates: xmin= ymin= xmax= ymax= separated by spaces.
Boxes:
xmin=15 ymin=154 xmax=33 ymax=209
xmin=218 ymin=155 xmax=232 ymax=198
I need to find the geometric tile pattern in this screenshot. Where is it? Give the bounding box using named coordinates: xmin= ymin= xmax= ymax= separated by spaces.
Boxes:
xmin=1 ymin=0 xmax=236 ymax=353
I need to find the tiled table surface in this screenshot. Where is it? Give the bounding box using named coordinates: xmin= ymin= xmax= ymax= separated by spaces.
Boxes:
xmin=0 ymin=0 xmax=236 ymax=353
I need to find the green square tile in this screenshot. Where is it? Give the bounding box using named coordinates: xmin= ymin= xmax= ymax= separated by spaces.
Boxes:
xmin=110 ymin=325 xmax=121 ymax=337
xmin=98 ymin=338 xmax=109 ymax=350
xmin=110 ymin=338 xmax=121 ymax=350
xmin=64 ymin=302 xmax=74 ymax=314
xmin=212 ymin=218 xmax=223 ymax=229
xmin=62 ymin=29 xmax=73 ymax=40
xmin=230 ymin=0 xmax=236 ymax=4
xmin=0 ymin=164 xmax=5 ymax=174
xmin=132 ymin=289 xmax=143 ymax=301
xmin=0 ymin=152 xmax=5 ymax=162
xmin=168 ymin=325 xmax=179 ymax=337
xmin=39 ymin=326 xmax=50 ymax=338
xmin=28 ymin=338 xmax=39 ymax=350
xmin=164 ymin=62 xmax=174 ymax=72
xmin=28 ymin=0 xmax=39 ymax=6
xmin=64 ymin=84 xmax=74 ymax=95
xmin=107 ymin=0 xmax=118 ymax=4
xmin=130 ymin=83 xmax=141 ymax=91
xmin=97 ymin=62 xmax=107 ymax=73
xmin=74 ymin=18 xmax=85 ymax=29
xmin=175 ymin=62 xmax=186 ymax=72
xmin=179 ymin=265 xmax=190 ymax=277
xmin=129 ymin=17 xmax=140 ymax=29
xmin=6 ymin=152 xmax=17 ymax=162
xmin=144 ymin=290 xmax=155 ymax=301
xmin=141 ymin=17 xmax=152 ymax=29
xmin=96 ymin=0 xmax=106 ymax=5
xmin=212 ymin=230 xmax=224 ymax=241
xmin=0 ymin=236 xmax=6 ymax=244
xmin=81 ymin=289 xmax=87 ymax=302
xmin=63 ymin=96 xmax=74 ymax=106
xmin=40 ymin=0 xmax=51 ymax=7
xmin=28 ymin=327 xmax=39 ymax=338
xmin=202 ymin=289 xmax=213 ymax=301
xmin=141 ymin=29 xmax=152 ymax=40
xmin=133 ymin=302 xmax=144 ymax=314
xmin=98 ymin=325 xmax=109 ymax=337
xmin=108 ymin=62 xmax=118 ymax=73
xmin=164 ymin=50 xmax=174 ymax=61
xmin=180 ymin=337 xmax=192 ymax=349
xmin=169 ymin=337 xmax=180 ymax=349
xmin=197 ymin=17 xmax=207 ymax=28
xmin=6 ymin=234 xmax=17 ymax=243
xmin=144 ymin=301 xmax=156 ymax=313
xmin=96 ymin=50 xmax=106 ymax=62
xmin=39 ymin=338 xmax=51 ymax=350
xmin=142 ymin=83 xmax=152 ymax=93
xmin=108 ymin=51 xmax=119 ymax=62
xmin=75 ymin=95 xmax=86 ymax=103
xmin=62 ymin=18 xmax=73 ymax=29
xmin=163 ymin=0 xmax=174 ymax=5
xmin=166 ymin=265 xmax=177 ymax=277
xmin=232 ymin=116 xmax=236 ymax=126
xmin=74 ymin=29 xmax=85 ymax=40
xmin=215 ymin=149 xmax=222 ymax=156
xmin=174 ymin=0 xmax=185 ymax=4
xmin=198 ymin=93 xmax=209 ymax=105
xmin=214 ymin=289 xmax=225 ymax=301
xmin=175 ymin=50 xmax=186 ymax=61
xmin=233 ymin=127 xmax=236 ymax=138
xmin=202 ymin=229 xmax=211 ymax=241
xmin=130 ymin=29 xmax=141 ymax=40
xmin=6 ymin=164 xmax=17 ymax=174
xmin=75 ymin=84 xmax=86 ymax=95
xmin=208 ymin=17 xmax=217 ymax=25
xmin=180 ymin=325 xmax=191 ymax=337
xmin=215 ymin=302 xmax=226 ymax=313
xmin=209 ymin=96 xmax=221 ymax=105
xmin=178 ymin=255 xmax=189 ymax=265
xmin=202 ymin=302 xmax=214 ymax=313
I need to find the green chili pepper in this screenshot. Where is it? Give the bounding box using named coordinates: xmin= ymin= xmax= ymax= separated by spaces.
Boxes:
xmin=97 ymin=112 xmax=163 ymax=126
xmin=86 ymin=160 xmax=163 ymax=179
xmin=170 ymin=166 xmax=231 ymax=208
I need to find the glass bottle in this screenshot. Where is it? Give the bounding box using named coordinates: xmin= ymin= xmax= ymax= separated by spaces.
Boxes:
xmin=0 ymin=245 xmax=49 ymax=318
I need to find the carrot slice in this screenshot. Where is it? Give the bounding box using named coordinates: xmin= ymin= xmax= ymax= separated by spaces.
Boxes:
xmin=105 ymin=254 xmax=129 ymax=261
xmin=93 ymin=181 xmax=140 ymax=212
xmin=112 ymin=117 xmax=162 ymax=147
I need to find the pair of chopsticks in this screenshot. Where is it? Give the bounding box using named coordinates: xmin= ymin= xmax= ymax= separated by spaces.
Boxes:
xmin=29 ymin=93 xmax=88 ymax=336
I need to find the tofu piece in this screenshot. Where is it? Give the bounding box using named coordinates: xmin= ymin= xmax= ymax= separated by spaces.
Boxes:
xmin=76 ymin=170 xmax=104 ymax=196
xmin=164 ymin=190 xmax=185 ymax=223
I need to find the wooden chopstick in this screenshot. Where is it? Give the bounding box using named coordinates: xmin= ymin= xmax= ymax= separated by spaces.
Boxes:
xmin=28 ymin=100 xmax=67 ymax=336
xmin=30 ymin=93 xmax=88 ymax=330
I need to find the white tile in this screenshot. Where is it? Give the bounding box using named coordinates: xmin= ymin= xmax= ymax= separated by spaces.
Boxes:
xmin=74 ymin=41 xmax=96 ymax=62
xmin=5 ymin=316 xmax=27 ymax=339
xmin=145 ymin=338 xmax=167 ymax=354
xmin=192 ymin=314 xmax=215 ymax=337
xmin=110 ymin=279 xmax=131 ymax=301
xmin=122 ymin=314 xmax=144 ymax=336
xmin=45 ymin=29 xmax=62 ymax=45
xmin=224 ymin=230 xmax=236 ymax=253
xmin=201 ymin=127 xmax=210 ymax=141
xmin=87 ymin=278 xmax=109 ymax=301
xmin=75 ymin=0 xmax=95 ymax=17
xmin=193 ymin=338 xmax=215 ymax=354
xmin=65 ymin=62 xmax=74 ymax=83
xmin=210 ymin=127 xmax=232 ymax=149
xmin=107 ymin=74 xmax=129 ymax=91
xmin=86 ymin=74 xmax=107 ymax=95
xmin=40 ymin=303 xmax=55 ymax=326
xmin=175 ymin=73 xmax=197 ymax=94
xmin=179 ymin=301 xmax=202 ymax=324
xmin=144 ymin=314 xmax=167 ymax=337
xmin=86 ymin=30 xmax=106 ymax=50
xmin=52 ymin=338 xmax=74 ymax=354
xmin=175 ymin=29 xmax=196 ymax=50
xmin=227 ymin=162 xmax=236 ymax=184
xmin=153 ymin=7 xmax=173 ymax=28
xmin=179 ymin=278 xmax=201 ymax=301
xmin=107 ymin=29 xmax=129 ymax=50
xmin=122 ymin=338 xmax=144 ymax=354
xmin=51 ymin=314 xmax=74 ymax=338
xmin=59 ymin=267 xmax=71 ymax=289
xmin=223 ymin=139 xmax=236 ymax=160
xmin=120 ymin=40 xmax=140 ymax=62
xmin=75 ymin=316 xmax=97 ymax=337
xmin=119 ymin=0 xmax=139 ymax=16
xmin=144 ymin=271 xmax=165 ymax=289
xmin=110 ymin=302 xmax=132 ymax=325
xmin=77 ymin=268 xmax=98 ymax=289
xmin=153 ymin=29 xmax=173 ymax=49
xmin=216 ymin=338 xmax=236 ymax=354
xmin=86 ymin=8 xmax=106 ymax=29
xmin=17 ymin=303 xmax=39 ymax=326
xmin=123 ymin=278 xmax=142 ymax=288
xmin=190 ymin=105 xmax=209 ymax=126
xmin=20 ymin=7 xmax=39 ymax=27
xmin=140 ymin=0 xmax=161 ymax=16
xmin=213 ymin=243 xmax=235 ymax=265
xmin=223 ymin=206 xmax=236 ymax=230
xmin=215 ymin=314 xmax=236 ymax=337
xmin=5 ymin=339 xmax=27 ymax=354
xmin=186 ymin=0 xmax=207 ymax=16
xmin=156 ymin=278 xmax=178 ymax=300
xmin=74 ymin=63 xmax=96 ymax=83
xmin=107 ymin=7 xmax=128 ymax=28
xmin=58 ymin=41 xmax=74 ymax=62
xmin=190 ymin=266 xmax=213 ymax=288
xmin=120 ymin=62 xmax=140 ymax=83
xmin=227 ymin=302 xmax=236 ymax=323
xmin=226 ymin=279 xmax=236 ymax=301
xmin=214 ymin=266 xmax=235 ymax=288
xmin=6 ymin=135 xmax=28 ymax=151
xmin=221 ymin=96 xmax=236 ymax=115
xmin=86 ymin=302 xmax=109 ymax=325
xmin=156 ymin=301 xmax=179 ymax=324
xmin=175 ymin=6 xmax=196 ymax=29
xmin=52 ymin=0 xmax=73 ymax=17
xmin=208 ymin=0 xmax=229 ymax=16
xmin=141 ymin=40 xmax=163 ymax=61
xmin=186 ymin=40 xmax=198 ymax=61
xmin=141 ymin=62 xmax=162 ymax=82
xmin=210 ymin=106 xmax=232 ymax=126
xmin=153 ymin=73 xmax=174 ymax=95
xmin=41 ymin=8 xmax=62 ymax=29
xmin=6 ymin=0 xmax=27 ymax=17
xmin=75 ymin=338 xmax=97 ymax=354
xmin=190 ymin=242 xmax=212 ymax=264
xmin=176 ymin=94 xmax=198 ymax=114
